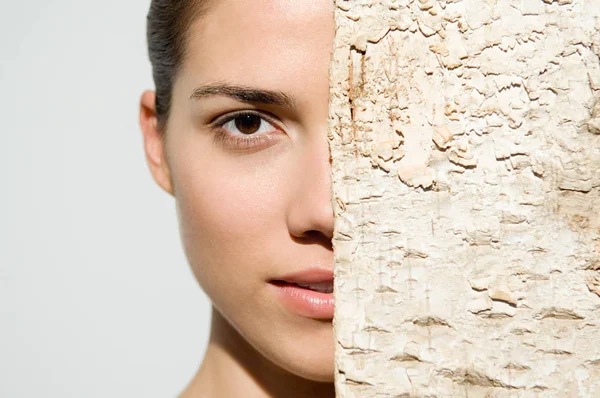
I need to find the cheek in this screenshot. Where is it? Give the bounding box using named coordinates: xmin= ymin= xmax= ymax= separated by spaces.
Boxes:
xmin=169 ymin=140 xmax=290 ymax=291
xmin=178 ymin=165 xmax=282 ymax=243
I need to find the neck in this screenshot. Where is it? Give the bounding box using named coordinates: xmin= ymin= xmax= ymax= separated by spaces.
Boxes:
xmin=180 ymin=307 xmax=336 ymax=398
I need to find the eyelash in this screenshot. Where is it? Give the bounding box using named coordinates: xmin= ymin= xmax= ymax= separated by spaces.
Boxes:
xmin=209 ymin=111 xmax=282 ymax=152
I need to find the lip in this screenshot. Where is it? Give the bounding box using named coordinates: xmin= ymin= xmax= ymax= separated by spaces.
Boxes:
xmin=269 ymin=268 xmax=334 ymax=320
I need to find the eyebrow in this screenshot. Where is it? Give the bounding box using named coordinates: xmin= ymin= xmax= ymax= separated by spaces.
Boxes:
xmin=189 ymin=83 xmax=296 ymax=109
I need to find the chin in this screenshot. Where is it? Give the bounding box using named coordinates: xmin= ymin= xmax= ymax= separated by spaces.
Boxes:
xmin=291 ymin=364 xmax=335 ymax=383
xmin=267 ymin=319 xmax=336 ymax=383
xmin=277 ymin=350 xmax=335 ymax=383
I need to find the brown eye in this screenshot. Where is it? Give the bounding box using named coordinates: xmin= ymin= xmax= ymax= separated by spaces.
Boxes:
xmin=218 ymin=112 xmax=277 ymax=137
xmin=234 ymin=114 xmax=262 ymax=135
xmin=212 ymin=112 xmax=282 ymax=152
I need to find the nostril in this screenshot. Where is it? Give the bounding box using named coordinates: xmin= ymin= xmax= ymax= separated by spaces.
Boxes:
xmin=290 ymin=230 xmax=333 ymax=251
xmin=303 ymin=230 xmax=321 ymax=238
xmin=303 ymin=230 xmax=332 ymax=242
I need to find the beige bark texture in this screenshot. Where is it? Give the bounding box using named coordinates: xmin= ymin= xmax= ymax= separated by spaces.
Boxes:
xmin=329 ymin=0 xmax=600 ymax=396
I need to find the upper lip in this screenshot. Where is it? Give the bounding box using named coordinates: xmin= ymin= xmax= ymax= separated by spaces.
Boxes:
xmin=271 ymin=268 xmax=334 ymax=284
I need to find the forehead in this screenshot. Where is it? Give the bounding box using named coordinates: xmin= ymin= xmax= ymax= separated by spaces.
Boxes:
xmin=181 ymin=0 xmax=334 ymax=92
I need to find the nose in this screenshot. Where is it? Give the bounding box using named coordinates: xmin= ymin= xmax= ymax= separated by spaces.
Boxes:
xmin=286 ymin=135 xmax=334 ymax=246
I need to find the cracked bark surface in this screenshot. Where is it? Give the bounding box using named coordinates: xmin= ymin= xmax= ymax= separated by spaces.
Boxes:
xmin=329 ymin=0 xmax=600 ymax=396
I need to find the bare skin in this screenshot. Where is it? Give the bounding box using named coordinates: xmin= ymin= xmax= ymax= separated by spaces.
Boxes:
xmin=139 ymin=0 xmax=336 ymax=397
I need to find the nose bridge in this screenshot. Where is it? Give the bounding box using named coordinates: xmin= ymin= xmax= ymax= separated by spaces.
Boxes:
xmin=286 ymin=134 xmax=334 ymax=240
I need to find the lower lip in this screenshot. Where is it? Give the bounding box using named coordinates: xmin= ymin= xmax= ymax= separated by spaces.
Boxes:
xmin=269 ymin=281 xmax=334 ymax=320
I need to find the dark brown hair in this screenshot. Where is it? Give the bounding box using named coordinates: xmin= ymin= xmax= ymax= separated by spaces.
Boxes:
xmin=146 ymin=0 xmax=211 ymax=130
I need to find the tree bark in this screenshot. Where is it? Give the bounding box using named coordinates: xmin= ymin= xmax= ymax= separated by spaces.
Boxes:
xmin=329 ymin=0 xmax=600 ymax=396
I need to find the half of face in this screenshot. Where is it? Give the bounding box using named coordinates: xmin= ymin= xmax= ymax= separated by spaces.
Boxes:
xmin=140 ymin=0 xmax=336 ymax=382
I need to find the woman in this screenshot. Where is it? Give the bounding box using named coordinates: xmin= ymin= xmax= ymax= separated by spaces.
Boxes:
xmin=139 ymin=0 xmax=336 ymax=396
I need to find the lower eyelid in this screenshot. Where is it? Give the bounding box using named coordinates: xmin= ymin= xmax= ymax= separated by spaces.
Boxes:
xmin=213 ymin=128 xmax=283 ymax=153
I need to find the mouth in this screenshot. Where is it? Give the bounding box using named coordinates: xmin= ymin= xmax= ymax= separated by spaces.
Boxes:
xmin=270 ymin=280 xmax=334 ymax=294
xmin=268 ymin=268 xmax=334 ymax=320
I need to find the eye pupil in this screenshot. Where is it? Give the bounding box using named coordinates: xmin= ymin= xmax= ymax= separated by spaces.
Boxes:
xmin=235 ymin=114 xmax=262 ymax=135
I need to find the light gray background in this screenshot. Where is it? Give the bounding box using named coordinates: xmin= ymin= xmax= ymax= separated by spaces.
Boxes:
xmin=0 ymin=1 xmax=211 ymax=397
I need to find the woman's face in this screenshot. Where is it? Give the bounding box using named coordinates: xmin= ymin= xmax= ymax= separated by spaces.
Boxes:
xmin=143 ymin=0 xmax=336 ymax=382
